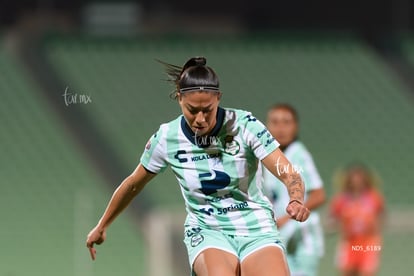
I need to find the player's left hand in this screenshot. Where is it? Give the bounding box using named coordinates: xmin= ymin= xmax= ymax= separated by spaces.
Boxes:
xmin=86 ymin=226 xmax=106 ymax=260
xmin=286 ymin=200 xmax=310 ymax=222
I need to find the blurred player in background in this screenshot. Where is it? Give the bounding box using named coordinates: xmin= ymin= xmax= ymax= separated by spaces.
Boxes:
xmin=86 ymin=57 xmax=311 ymax=276
xmin=329 ymin=163 xmax=385 ymax=276
xmin=262 ymin=104 xmax=326 ymax=276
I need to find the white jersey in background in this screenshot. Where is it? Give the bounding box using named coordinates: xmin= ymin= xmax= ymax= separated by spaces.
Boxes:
xmin=262 ymin=141 xmax=324 ymax=257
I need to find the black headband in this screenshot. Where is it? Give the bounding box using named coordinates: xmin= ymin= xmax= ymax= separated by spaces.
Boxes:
xmin=179 ymin=86 xmax=220 ymax=93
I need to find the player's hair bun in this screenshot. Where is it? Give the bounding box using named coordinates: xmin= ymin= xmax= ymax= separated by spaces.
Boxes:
xmin=157 ymin=56 xmax=218 ymax=99
xmin=182 ymin=56 xmax=207 ymax=71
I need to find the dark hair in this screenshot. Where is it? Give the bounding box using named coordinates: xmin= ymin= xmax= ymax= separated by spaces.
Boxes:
xmin=157 ymin=56 xmax=220 ymax=99
xmin=344 ymin=162 xmax=375 ymax=190
xmin=333 ymin=162 xmax=382 ymax=193
xmin=269 ymin=103 xmax=299 ymax=122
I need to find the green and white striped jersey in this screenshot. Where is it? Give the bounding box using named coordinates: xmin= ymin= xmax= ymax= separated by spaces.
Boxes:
xmin=140 ymin=107 xmax=279 ymax=235
xmin=263 ymin=141 xmax=324 ymax=256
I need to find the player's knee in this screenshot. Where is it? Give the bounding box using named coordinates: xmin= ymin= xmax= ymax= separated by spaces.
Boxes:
xmin=193 ymin=249 xmax=239 ymax=276
xmin=194 ymin=262 xmax=239 ymax=276
xmin=241 ymin=246 xmax=289 ymax=276
xmin=196 ymin=266 xmax=239 ymax=276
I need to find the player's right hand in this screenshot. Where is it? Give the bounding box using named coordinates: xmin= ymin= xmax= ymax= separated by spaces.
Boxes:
xmin=286 ymin=200 xmax=310 ymax=222
xmin=86 ymin=226 xmax=106 ymax=260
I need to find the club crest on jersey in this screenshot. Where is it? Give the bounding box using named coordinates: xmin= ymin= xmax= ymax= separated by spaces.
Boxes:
xmin=224 ymin=136 xmax=240 ymax=155
xmin=191 ymin=233 xmax=204 ymax=247
xmin=186 ymin=227 xmax=205 ymax=247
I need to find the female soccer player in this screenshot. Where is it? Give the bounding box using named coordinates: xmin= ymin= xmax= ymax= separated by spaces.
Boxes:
xmin=86 ymin=57 xmax=310 ymax=276
xmin=329 ymin=164 xmax=384 ymax=276
xmin=262 ymin=104 xmax=326 ymax=276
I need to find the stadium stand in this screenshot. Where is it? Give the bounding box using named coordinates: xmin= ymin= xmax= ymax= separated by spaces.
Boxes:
xmin=0 ymin=43 xmax=147 ymax=276
xmin=400 ymin=36 xmax=414 ymax=72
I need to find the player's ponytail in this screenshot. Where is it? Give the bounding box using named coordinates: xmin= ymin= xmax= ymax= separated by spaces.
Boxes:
xmin=157 ymin=56 xmax=220 ymax=99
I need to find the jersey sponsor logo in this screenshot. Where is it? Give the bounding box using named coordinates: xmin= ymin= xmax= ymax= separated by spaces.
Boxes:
xmin=174 ymin=150 xmax=188 ymax=163
xmin=264 ymin=137 xmax=275 ymax=147
xmin=199 ymin=201 xmax=250 ymax=216
xmin=257 ymin=128 xmax=275 ymax=147
xmin=257 ymin=128 xmax=273 ymax=139
xmin=199 ymin=170 xmax=231 ymax=195
xmin=185 ymin=227 xmax=202 ymax=237
xmin=256 ymin=128 xmax=268 ymax=138
xmin=245 ymin=114 xmax=257 ymax=122
xmin=199 ymin=207 xmax=215 ymax=216
xmin=217 ymin=201 xmax=249 ymax=215
xmin=191 ymin=152 xmax=221 ymax=162
xmin=174 ymin=150 xmax=221 ymax=163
